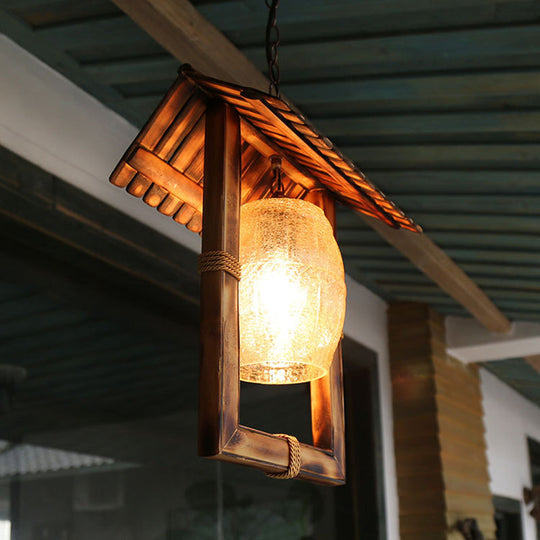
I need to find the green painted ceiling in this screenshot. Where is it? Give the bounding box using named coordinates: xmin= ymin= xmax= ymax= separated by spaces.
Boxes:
xmin=0 ymin=0 xmax=539 ymax=405
xmin=483 ymin=358 xmax=540 ymax=406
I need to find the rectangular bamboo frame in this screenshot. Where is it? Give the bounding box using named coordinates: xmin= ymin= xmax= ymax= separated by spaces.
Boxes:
xmin=198 ymin=101 xmax=345 ymax=485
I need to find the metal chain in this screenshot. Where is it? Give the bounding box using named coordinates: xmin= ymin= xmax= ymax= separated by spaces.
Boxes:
xmin=265 ymin=3 xmax=283 ymax=197
xmin=265 ymin=0 xmax=281 ymax=97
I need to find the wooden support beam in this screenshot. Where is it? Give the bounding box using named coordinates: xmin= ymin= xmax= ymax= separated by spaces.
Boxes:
xmin=525 ymin=355 xmax=540 ymax=374
xmin=111 ymin=0 xmax=512 ymax=334
xmin=365 ymin=217 xmax=511 ymax=334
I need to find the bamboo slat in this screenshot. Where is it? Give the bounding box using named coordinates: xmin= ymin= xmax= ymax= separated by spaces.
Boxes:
xmin=158 ymin=193 xmax=183 ymax=216
xmin=110 ymin=65 xmax=421 ymax=256
xmin=126 ymin=174 xmax=152 ymax=198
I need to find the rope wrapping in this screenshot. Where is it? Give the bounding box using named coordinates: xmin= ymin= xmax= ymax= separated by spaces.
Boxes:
xmin=266 ymin=434 xmax=302 ymax=479
xmin=198 ymin=250 xmax=241 ymax=280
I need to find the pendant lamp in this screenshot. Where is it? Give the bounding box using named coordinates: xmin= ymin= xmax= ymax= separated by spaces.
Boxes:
xmin=109 ymin=64 xmax=420 ymax=485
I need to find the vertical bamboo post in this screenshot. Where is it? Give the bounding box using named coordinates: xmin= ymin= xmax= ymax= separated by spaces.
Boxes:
xmin=198 ymin=101 xmax=241 ymax=457
xmin=304 ymin=189 xmax=346 ymax=470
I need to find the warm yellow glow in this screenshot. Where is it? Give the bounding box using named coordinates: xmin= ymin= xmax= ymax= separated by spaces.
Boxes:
xmin=239 ymin=198 xmax=346 ymax=384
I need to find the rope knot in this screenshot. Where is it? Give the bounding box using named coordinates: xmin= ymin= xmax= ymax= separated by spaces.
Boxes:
xmin=266 ymin=434 xmax=301 ymax=479
xmin=198 ymin=250 xmax=241 ymax=280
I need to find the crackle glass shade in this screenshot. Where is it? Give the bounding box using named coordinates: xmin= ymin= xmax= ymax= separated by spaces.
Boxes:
xmin=239 ymin=197 xmax=346 ymax=385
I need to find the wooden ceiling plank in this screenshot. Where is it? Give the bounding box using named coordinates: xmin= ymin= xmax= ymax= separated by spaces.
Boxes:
xmin=315 ymin=110 xmax=540 ymax=143
xmin=382 ymin=284 xmax=540 ymax=302
xmin=110 ymin=0 xmax=268 ymax=92
xmin=391 ymin=214 xmax=540 ymax=234
xmin=83 ymin=55 xmax=179 ymax=85
xmin=0 ymin=7 xmax=145 ymax=126
xmin=242 ymin=25 xmax=540 ymax=81
xmin=342 ymin=143 xmax=540 ymax=170
xmin=288 ymin=70 xmax=540 ymax=117
xmin=338 ymin=213 xmax=540 ymax=236
xmin=374 ymin=274 xmax=540 ymax=292
xmin=197 ymin=0 xmax=540 ymax=44
xmin=111 ymin=0 xmax=511 ymax=334
xmin=35 ymin=16 xmax=150 ymax=51
xmin=401 ymin=231 xmax=540 ymax=250
xmin=434 ymin=249 xmax=540 ymax=266
xmin=0 ymin=0 xmax=66 ymax=9
xmin=358 ymin=170 xmax=540 ymax=195
xmin=347 ymin=259 xmax=540 ymax=280
xmin=347 ymin=194 xmax=540 ymax=216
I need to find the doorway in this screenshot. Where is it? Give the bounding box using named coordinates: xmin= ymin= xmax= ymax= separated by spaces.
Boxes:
xmin=335 ymin=337 xmax=387 ymax=540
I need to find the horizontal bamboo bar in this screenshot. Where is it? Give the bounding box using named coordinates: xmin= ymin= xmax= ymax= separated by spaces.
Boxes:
xmin=127 ymin=146 xmax=203 ymax=213
xmin=219 ymin=426 xmax=344 ymax=486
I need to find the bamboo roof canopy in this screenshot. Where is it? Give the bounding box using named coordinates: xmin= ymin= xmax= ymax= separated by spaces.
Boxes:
xmin=110 ymin=65 xmax=420 ymax=234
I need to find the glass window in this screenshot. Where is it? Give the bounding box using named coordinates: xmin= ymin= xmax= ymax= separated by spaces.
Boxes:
xmin=0 ymin=177 xmax=387 ymax=539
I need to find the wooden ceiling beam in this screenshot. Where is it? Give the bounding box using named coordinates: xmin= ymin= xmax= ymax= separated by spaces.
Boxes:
xmin=111 ymin=0 xmax=512 ymax=334
xmin=525 ymin=355 xmax=540 ymax=374
xmin=365 ymin=217 xmax=510 ymax=333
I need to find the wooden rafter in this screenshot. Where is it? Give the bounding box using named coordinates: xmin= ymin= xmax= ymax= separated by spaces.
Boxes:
xmin=111 ymin=0 xmax=512 ymax=334
xmin=365 ymin=217 xmax=511 ymax=334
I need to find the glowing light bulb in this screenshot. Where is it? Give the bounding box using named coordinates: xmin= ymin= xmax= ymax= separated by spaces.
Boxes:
xmin=239 ymin=197 xmax=346 ymax=384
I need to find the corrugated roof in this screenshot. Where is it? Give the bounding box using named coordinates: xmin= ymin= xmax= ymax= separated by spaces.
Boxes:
xmin=0 ymin=441 xmax=115 ymax=478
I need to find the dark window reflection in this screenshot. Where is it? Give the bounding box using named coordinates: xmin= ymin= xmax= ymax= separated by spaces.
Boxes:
xmin=0 ymin=224 xmax=386 ymax=539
